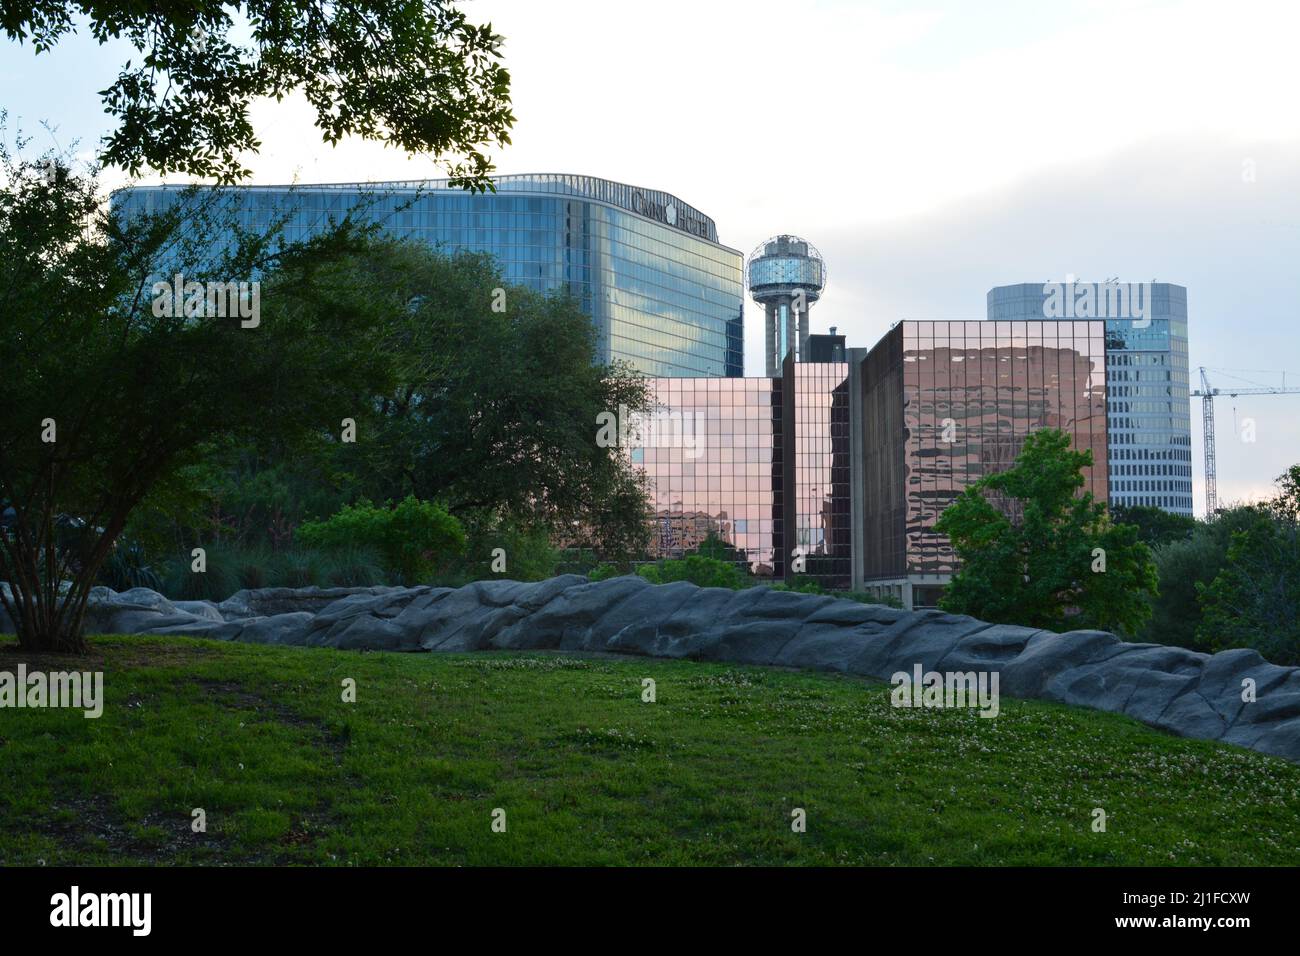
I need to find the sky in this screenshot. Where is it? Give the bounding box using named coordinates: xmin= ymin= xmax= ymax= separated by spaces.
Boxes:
xmin=2 ymin=0 xmax=1298 ymax=514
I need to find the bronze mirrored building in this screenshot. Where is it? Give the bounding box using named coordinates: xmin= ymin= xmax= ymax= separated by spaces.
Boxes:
xmin=634 ymin=375 xmax=785 ymax=577
xmin=635 ymin=358 xmax=852 ymax=587
xmin=790 ymin=361 xmax=852 ymax=587
xmin=855 ymin=320 xmax=1108 ymax=607
xmin=631 ymin=319 xmax=1108 ymax=607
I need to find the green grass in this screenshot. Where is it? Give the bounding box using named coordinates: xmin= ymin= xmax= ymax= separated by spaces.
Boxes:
xmin=1 ymin=635 xmax=1297 ymax=866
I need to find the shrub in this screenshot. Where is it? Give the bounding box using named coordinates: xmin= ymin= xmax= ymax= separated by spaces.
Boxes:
xmin=1142 ymin=505 xmax=1271 ymax=652
xmin=267 ymin=549 xmax=332 ymax=589
xmin=637 ymin=554 xmax=749 ymax=590
xmin=297 ymin=496 xmax=466 ymax=585
xmin=433 ymin=520 xmax=559 ymax=587
xmin=587 ymin=563 xmax=622 ymax=582
xmin=160 ymin=546 xmax=242 ymax=602
xmin=228 ymin=545 xmax=273 ymax=591
xmin=98 ymin=539 xmax=163 ymax=593
xmin=770 ymin=576 xmax=826 ymax=595
xmin=320 ymin=546 xmax=386 ymax=588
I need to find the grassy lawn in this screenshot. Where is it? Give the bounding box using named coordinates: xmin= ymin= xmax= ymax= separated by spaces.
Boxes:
xmin=1 ymin=635 xmax=1297 ymax=866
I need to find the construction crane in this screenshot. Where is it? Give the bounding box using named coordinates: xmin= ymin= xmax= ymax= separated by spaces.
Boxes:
xmin=1192 ymin=367 xmax=1300 ymax=518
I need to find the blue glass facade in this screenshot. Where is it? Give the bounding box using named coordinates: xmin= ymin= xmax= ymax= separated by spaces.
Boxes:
xmin=112 ymin=174 xmax=744 ymax=377
xmin=988 ymin=283 xmax=1193 ymax=516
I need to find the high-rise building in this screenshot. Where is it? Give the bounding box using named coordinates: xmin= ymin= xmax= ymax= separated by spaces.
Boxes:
xmin=112 ymin=174 xmax=745 ymax=378
xmin=635 ymin=375 xmax=786 ymax=577
xmin=747 ymin=235 xmax=827 ymax=376
xmin=633 ymin=355 xmax=852 ymax=588
xmin=987 ymin=282 xmax=1192 ymax=515
xmin=854 ymin=320 xmax=1109 ymax=607
xmin=634 ymin=318 xmax=1108 ymax=605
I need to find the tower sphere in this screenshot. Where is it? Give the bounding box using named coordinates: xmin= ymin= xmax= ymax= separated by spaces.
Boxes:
xmin=746 ymin=235 xmax=827 ymax=375
xmin=746 ymin=234 xmax=827 ymax=304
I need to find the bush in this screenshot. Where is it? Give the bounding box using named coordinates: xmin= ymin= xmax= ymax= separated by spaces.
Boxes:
xmin=587 ymin=563 xmax=622 ymax=582
xmin=637 ymin=554 xmax=750 ymax=590
xmin=320 ymin=546 xmax=386 ymax=588
xmin=160 ymin=546 xmax=242 ymax=602
xmin=98 ymin=539 xmax=163 ymax=593
xmin=297 ymin=496 xmax=466 ymax=585
xmin=228 ymin=545 xmax=274 ymax=591
xmin=1141 ymin=505 xmax=1269 ymax=652
xmin=555 ymin=547 xmax=606 ymax=576
xmin=267 ymin=549 xmax=332 ymax=589
xmin=433 ymin=520 xmax=559 ymax=587
xmin=1194 ymin=470 xmax=1300 ymax=665
xmin=770 ymin=576 xmax=826 ymax=595
xmin=154 ymin=543 xmax=386 ymax=599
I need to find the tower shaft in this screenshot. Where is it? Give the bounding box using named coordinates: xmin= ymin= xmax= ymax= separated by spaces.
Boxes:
xmin=763 ymin=299 xmax=811 ymax=376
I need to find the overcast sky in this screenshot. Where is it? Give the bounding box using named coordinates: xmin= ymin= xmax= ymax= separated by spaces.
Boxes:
xmin=3 ymin=0 xmax=1297 ymax=513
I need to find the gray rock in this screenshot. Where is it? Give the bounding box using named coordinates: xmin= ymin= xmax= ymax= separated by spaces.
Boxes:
xmin=491 ymin=575 xmax=647 ymax=649
xmin=173 ymin=600 xmax=224 ymax=623
xmin=998 ymin=630 xmax=1120 ymax=698
xmin=236 ymin=612 xmax=316 ymax=645
xmin=938 ymin=623 xmax=1045 ymax=672
xmin=847 ymin=610 xmax=987 ymax=677
xmin=1043 ymin=644 xmax=1206 ymax=723
xmin=218 ymin=586 xmax=402 ymax=621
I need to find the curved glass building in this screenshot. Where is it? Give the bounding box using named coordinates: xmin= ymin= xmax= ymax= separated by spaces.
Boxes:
xmin=112 ymin=174 xmax=744 ymax=377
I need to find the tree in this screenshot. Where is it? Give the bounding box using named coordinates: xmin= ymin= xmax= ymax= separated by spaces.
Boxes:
xmin=285 ymin=240 xmax=654 ymax=563
xmin=1109 ymin=504 xmax=1197 ymax=549
xmin=935 ymin=429 xmax=1157 ymax=634
xmin=1195 ymin=466 xmax=1300 ymax=664
xmin=0 ymin=147 xmax=404 ymax=651
xmin=1 ymin=0 xmax=513 ymax=184
xmin=691 ymin=531 xmax=749 ymax=568
xmin=1140 ymin=505 xmax=1262 ymax=652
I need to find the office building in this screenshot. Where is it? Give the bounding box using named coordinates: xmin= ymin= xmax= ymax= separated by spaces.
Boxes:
xmin=635 ymin=355 xmax=851 ymax=587
xmin=987 ymin=282 xmax=1192 ymax=515
xmin=113 ymin=174 xmax=745 ymax=378
xmin=854 ymin=320 xmax=1109 ymax=608
xmin=634 ymin=319 xmax=1107 ymax=605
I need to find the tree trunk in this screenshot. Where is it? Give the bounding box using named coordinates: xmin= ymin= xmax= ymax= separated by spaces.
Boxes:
xmin=17 ymin=617 xmax=90 ymax=654
xmin=8 ymin=583 xmax=91 ymax=654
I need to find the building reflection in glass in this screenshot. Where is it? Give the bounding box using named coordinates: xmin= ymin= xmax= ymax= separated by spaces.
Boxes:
xmin=112 ymin=175 xmax=745 ymax=378
xmin=634 ymin=377 xmax=785 ymax=578
xmin=791 ymin=362 xmax=851 ymax=587
xmin=861 ymin=320 xmax=1108 ymax=601
xmin=634 ymin=363 xmax=853 ymax=586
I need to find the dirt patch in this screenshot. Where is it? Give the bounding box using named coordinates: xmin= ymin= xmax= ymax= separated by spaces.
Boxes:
xmin=189 ymin=678 xmax=352 ymax=760
xmin=0 ymin=636 xmax=224 ymax=671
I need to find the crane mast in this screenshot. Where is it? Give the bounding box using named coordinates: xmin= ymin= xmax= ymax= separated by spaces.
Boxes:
xmin=1192 ymin=367 xmax=1300 ymax=519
